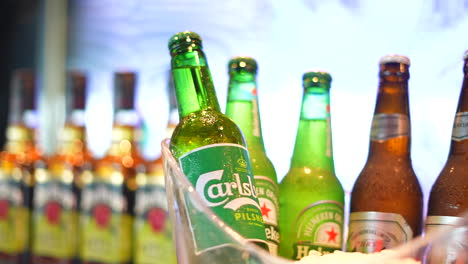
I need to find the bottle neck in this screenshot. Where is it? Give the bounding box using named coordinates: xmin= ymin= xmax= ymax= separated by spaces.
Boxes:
xmin=171 ymin=49 xmax=221 ymax=118
xmin=291 ymin=86 xmax=334 ymax=170
xmin=225 ymin=72 xmax=265 ymax=151
xmin=368 ymin=78 xmax=411 ymax=158
xmin=448 ymin=73 xmax=468 ymax=155
xmin=108 ymin=125 xmax=140 ymax=157
xmin=57 ymin=125 xmax=87 ymax=157
xmin=5 ymin=125 xmax=35 ymax=154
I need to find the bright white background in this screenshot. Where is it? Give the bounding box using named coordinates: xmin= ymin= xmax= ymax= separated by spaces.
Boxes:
xmin=67 ymin=0 xmax=468 ymax=212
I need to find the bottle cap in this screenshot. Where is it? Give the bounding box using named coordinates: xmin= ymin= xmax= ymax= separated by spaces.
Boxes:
xmin=168 ymin=31 xmax=203 ymax=53
xmin=303 ymin=71 xmax=332 ymax=88
xmin=114 ymin=71 xmax=136 ymax=110
xmin=379 ymin=54 xmax=410 ymax=66
xmin=228 ymin=57 xmax=258 ymax=73
xmin=464 ymin=50 xmax=468 ymax=60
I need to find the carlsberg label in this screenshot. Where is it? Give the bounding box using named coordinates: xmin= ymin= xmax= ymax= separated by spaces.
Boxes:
xmin=179 ymin=143 xmax=267 ymax=254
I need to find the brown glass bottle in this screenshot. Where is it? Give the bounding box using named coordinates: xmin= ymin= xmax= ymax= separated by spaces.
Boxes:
xmin=347 ymin=55 xmax=423 ymax=253
xmin=80 ymin=72 xmax=144 ymax=264
xmin=31 ymin=72 xmax=92 ymax=264
xmin=424 ymin=51 xmax=468 ymax=264
xmin=0 ymin=69 xmax=42 ymax=264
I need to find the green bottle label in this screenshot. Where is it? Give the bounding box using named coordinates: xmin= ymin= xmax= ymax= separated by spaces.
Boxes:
xmin=134 ymin=184 xmax=176 ymax=264
xmin=179 ymin=143 xmax=267 ymax=254
xmin=32 ymin=179 xmax=78 ymax=258
xmin=346 ymin=211 xmax=413 ymax=253
xmin=0 ymin=178 xmax=29 ymax=254
xmin=80 ymin=182 xmax=132 ymax=263
xmin=292 ymin=201 xmax=343 ymax=260
xmin=255 ymin=175 xmax=280 ymax=255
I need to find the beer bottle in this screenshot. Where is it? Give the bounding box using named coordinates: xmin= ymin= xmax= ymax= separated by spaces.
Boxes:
xmin=80 ymin=72 xmax=144 ymax=264
xmin=278 ymin=71 xmax=345 ymax=260
xmin=31 ymin=72 xmax=92 ymax=264
xmin=347 ymin=55 xmax=423 ymax=253
xmin=424 ymin=51 xmax=468 ymax=263
xmin=0 ymin=69 xmax=42 ymax=264
xmin=225 ymin=56 xmax=280 ymax=255
xmin=168 ymin=31 xmax=267 ymax=256
xmin=133 ymin=75 xmax=177 ymax=264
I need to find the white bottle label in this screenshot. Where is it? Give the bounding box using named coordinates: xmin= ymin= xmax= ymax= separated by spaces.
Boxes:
xmin=346 ymin=211 xmax=413 ymax=253
xmin=452 ymin=112 xmax=468 ymax=141
xmin=424 ymin=216 xmax=467 ymax=264
xmin=371 ymin=113 xmax=410 ymax=141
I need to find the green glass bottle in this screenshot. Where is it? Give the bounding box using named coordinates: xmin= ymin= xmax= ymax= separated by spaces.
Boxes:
xmin=225 ymin=57 xmax=280 ymax=255
xmin=278 ymin=71 xmax=345 ymax=260
xmin=168 ymin=31 xmax=267 ymax=255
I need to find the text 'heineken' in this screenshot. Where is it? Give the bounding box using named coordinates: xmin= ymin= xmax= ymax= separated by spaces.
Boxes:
xmin=168 ymin=31 xmax=268 ymax=257
xmin=225 ymin=57 xmax=280 ymax=255
xmin=279 ymin=71 xmax=345 ymax=260
xmin=348 ymin=55 xmax=423 ymax=253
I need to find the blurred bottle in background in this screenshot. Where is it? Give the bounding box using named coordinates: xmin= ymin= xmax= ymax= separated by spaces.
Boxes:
xmin=279 ymin=71 xmax=344 ymax=260
xmin=348 ymin=55 xmax=423 ymax=253
xmin=31 ymin=72 xmax=92 ymax=264
xmin=225 ymin=56 xmax=280 ymax=255
xmin=0 ymin=69 xmax=42 ymax=264
xmin=133 ymin=72 xmax=177 ymax=264
xmin=80 ymin=72 xmax=145 ymax=264
xmin=424 ymin=51 xmax=468 ymax=264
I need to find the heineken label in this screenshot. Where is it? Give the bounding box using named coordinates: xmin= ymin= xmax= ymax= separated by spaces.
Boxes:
xmin=0 ymin=178 xmax=28 ymax=254
xmin=80 ymin=181 xmax=132 ymax=263
xmin=424 ymin=216 xmax=467 ymax=264
xmin=32 ymin=179 xmax=78 ymax=258
xmin=255 ymin=175 xmax=280 ymax=255
xmin=371 ymin=113 xmax=410 ymax=141
xmin=452 ymin=112 xmax=468 ymax=141
xmin=346 ymin=211 xmax=413 ymax=253
xmin=293 ymin=201 xmax=344 ymax=260
xmin=134 ymin=184 xmax=176 ymax=264
xmin=179 ymin=143 xmax=267 ymax=254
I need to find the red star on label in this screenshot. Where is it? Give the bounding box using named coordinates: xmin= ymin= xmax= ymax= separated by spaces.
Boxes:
xmin=375 ymin=239 xmax=384 ymax=252
xmin=260 ymin=203 xmax=271 ymax=218
xmin=326 ymin=227 xmax=338 ymax=243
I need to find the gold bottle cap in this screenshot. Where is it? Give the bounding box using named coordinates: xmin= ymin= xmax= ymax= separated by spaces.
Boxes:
xmin=379 ymin=54 xmax=410 ymax=66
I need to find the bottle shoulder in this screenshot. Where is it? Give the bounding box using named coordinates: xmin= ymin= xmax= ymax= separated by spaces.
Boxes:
xmin=280 ymin=167 xmax=344 ymax=197
xmin=170 ymin=110 xmax=245 ymax=157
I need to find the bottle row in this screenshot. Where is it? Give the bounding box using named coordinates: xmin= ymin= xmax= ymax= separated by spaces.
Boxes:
xmin=167 ymin=31 xmax=467 ymax=263
xmin=0 ymin=71 xmax=177 ymax=264
xmin=0 ymin=30 xmax=466 ymax=264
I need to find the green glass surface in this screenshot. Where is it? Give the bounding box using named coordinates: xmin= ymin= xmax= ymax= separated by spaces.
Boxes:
xmin=167 ymin=32 xmax=268 ymax=259
xmin=278 ymin=72 xmax=345 ymax=259
xmin=225 ymin=57 xmax=280 ymax=255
